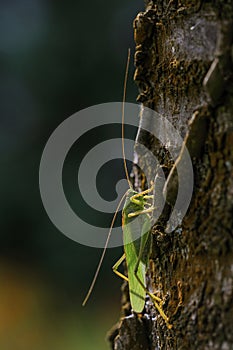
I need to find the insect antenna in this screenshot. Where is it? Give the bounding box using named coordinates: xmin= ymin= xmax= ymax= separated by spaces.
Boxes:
xmin=82 ymin=49 xmax=131 ymax=306
xmin=122 ymin=48 xmax=132 ymax=190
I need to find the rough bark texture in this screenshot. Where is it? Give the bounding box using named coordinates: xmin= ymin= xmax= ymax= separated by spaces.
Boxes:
xmin=109 ymin=1 xmax=233 ymax=349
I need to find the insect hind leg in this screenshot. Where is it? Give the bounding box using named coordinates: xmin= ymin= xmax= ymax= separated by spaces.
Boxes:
xmin=133 ymin=268 xmax=172 ymax=328
xmin=112 ymin=254 xmax=129 ymax=283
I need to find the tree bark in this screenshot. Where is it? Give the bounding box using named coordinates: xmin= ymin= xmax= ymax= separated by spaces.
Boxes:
xmin=109 ymin=1 xmax=233 ymax=349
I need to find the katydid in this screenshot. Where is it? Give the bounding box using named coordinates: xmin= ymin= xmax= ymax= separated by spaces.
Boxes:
xmin=82 ymin=49 xmax=171 ymax=328
xmin=112 ymin=185 xmax=171 ymax=327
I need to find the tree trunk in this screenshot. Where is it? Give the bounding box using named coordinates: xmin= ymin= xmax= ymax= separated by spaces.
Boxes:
xmin=108 ymin=1 xmax=233 ymax=349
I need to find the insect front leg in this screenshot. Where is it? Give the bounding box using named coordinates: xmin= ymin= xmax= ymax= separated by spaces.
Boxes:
xmin=129 ymin=187 xmax=155 ymax=218
xmin=130 ymin=184 xmax=155 ymax=205
xmin=128 ymin=207 xmax=155 ymax=218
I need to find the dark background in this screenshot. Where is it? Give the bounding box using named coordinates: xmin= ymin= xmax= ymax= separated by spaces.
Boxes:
xmin=0 ymin=1 xmax=144 ymax=349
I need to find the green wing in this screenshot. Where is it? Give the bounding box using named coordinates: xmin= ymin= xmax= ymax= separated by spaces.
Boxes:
xmin=123 ymin=214 xmax=151 ymax=313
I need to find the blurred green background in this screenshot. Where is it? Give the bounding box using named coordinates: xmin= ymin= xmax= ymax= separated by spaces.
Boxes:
xmin=0 ymin=1 xmax=144 ymax=349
